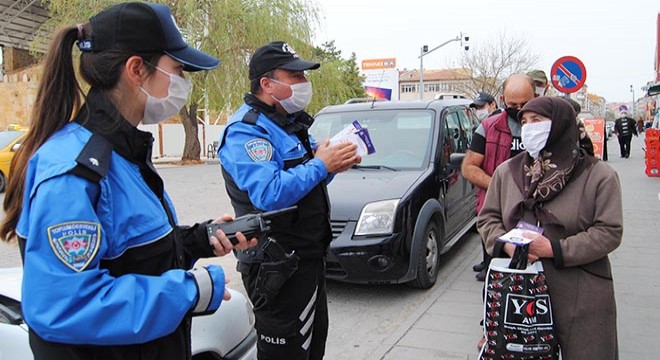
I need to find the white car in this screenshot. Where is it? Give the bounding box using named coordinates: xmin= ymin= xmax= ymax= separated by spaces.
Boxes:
xmin=0 ymin=267 xmax=257 ymax=360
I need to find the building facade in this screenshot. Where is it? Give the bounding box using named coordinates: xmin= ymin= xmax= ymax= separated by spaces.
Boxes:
xmin=398 ymin=68 xmax=472 ymax=100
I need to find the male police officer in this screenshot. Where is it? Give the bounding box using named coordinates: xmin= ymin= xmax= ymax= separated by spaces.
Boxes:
xmin=218 ymin=41 xmax=360 ymax=360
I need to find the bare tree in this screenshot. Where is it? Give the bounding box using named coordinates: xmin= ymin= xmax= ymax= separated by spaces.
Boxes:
xmin=453 ymin=32 xmax=540 ymax=98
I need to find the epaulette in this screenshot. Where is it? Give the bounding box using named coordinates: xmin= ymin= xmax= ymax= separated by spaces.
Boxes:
xmin=241 ymin=108 xmax=260 ymax=125
xmin=69 ymin=134 xmax=112 ymax=183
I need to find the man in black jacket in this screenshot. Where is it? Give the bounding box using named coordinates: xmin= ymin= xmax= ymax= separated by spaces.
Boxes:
xmin=614 ymin=110 xmax=638 ymax=158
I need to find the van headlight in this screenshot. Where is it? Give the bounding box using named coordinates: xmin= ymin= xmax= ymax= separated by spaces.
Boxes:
xmin=354 ymin=199 xmax=399 ymax=236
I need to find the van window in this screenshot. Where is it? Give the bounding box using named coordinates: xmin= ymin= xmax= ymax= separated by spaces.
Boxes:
xmin=311 ymin=110 xmax=434 ymax=169
xmin=445 ymin=111 xmax=462 ymax=151
xmin=456 ymin=109 xmax=474 ymax=146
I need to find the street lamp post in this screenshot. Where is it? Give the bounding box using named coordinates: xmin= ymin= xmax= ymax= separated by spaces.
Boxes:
xmin=630 ymin=84 xmax=635 ymax=117
xmin=419 ymin=33 xmax=469 ymax=100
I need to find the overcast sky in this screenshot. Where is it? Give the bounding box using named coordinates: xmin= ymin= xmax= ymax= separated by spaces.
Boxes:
xmin=312 ymin=0 xmax=658 ymax=103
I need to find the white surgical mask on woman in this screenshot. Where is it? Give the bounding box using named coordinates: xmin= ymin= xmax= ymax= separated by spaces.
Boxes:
xmin=521 ymin=120 xmax=552 ymax=158
xmin=270 ymin=79 xmax=313 ymax=114
xmin=140 ymin=67 xmax=192 ymax=124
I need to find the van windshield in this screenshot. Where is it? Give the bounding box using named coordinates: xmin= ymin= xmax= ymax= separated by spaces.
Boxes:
xmin=311 ymin=110 xmax=434 ymax=169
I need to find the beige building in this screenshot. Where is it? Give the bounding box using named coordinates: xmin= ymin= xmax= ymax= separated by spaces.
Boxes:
xmin=398 ymin=68 xmax=472 ymax=100
xmin=1 ymin=47 xmax=40 ymax=129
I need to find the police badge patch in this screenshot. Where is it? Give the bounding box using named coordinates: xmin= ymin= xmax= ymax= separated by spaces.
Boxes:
xmin=245 ymin=138 xmax=273 ymax=162
xmin=47 ymin=222 xmax=101 ymax=272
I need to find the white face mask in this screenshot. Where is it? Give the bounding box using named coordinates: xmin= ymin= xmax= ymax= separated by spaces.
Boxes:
xmin=521 ymin=120 xmax=552 ymax=158
xmin=270 ymin=79 xmax=313 ymax=114
xmin=140 ymin=67 xmax=192 ymax=124
xmin=475 ymin=108 xmax=490 ymax=121
xmin=535 ymin=86 xmax=546 ymax=97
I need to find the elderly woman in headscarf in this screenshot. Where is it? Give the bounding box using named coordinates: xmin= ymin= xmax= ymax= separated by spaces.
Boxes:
xmin=477 ymin=97 xmax=622 ymax=359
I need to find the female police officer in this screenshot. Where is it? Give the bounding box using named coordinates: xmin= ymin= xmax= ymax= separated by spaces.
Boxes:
xmin=0 ymin=2 xmax=255 ymax=359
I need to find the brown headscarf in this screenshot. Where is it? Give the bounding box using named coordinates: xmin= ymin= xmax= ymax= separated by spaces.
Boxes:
xmin=509 ymin=97 xmax=598 ymax=227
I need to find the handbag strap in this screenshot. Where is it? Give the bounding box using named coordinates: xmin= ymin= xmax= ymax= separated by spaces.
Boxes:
xmin=508 ymin=244 xmax=529 ymax=270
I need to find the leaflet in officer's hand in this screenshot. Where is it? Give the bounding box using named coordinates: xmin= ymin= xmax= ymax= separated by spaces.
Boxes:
xmin=329 ymin=120 xmax=376 ymax=156
xmin=496 ymin=221 xmax=543 ymax=246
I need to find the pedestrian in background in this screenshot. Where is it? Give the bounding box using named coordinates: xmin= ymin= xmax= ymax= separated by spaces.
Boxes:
xmin=637 ymin=117 xmax=645 ymax=133
xmin=218 ymin=41 xmax=361 ymax=360
xmin=614 ymin=110 xmax=638 ymax=158
xmin=527 ymin=69 xmax=549 ymax=97
xmin=462 ymin=74 xmax=536 ymax=281
xmin=478 ymin=96 xmax=622 ymax=359
xmin=0 ymin=2 xmax=257 ymax=359
xmin=469 ymin=92 xmax=501 ymax=121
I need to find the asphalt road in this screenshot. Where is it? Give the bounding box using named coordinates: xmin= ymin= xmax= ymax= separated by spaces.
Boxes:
xmin=0 ymin=162 xmax=481 ymax=360
xmin=156 ymin=163 xmax=482 ymax=360
xmin=2 ymin=134 xmax=658 ymax=359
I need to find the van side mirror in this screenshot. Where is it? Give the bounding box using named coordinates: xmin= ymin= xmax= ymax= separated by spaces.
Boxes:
xmin=11 ymin=143 xmax=21 ymax=152
xmin=448 ymin=153 xmax=465 ymax=168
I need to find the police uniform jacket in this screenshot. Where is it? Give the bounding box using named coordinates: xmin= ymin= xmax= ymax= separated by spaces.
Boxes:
xmin=218 ymin=94 xmax=332 ymax=260
xmin=16 ymin=88 xmax=223 ymax=360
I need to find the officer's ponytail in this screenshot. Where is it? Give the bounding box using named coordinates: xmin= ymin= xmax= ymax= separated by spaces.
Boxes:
xmin=1 ymin=25 xmax=82 ymax=242
xmin=1 ymin=23 xmax=163 ymax=242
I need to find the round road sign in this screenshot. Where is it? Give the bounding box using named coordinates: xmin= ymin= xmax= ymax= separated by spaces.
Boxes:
xmin=550 ymin=56 xmax=587 ymax=94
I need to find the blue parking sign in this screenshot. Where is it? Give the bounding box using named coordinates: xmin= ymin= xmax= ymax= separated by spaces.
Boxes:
xmin=550 ymin=56 xmax=587 ymax=94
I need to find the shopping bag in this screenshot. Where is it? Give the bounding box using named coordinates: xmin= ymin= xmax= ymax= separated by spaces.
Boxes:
xmin=478 ymin=245 xmax=560 ymax=360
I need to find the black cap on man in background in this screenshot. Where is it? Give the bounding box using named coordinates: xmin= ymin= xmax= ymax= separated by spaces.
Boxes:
xmin=469 ymin=92 xmax=496 ymax=108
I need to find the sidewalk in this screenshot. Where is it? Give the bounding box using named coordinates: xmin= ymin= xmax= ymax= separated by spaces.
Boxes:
xmin=370 ymin=134 xmax=660 ymax=360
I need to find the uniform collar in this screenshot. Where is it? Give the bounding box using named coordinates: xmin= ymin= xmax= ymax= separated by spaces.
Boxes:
xmin=75 ymin=88 xmax=154 ymax=165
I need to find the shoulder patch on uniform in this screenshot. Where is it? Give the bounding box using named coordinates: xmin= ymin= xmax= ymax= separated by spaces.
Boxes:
xmin=245 ymin=138 xmax=273 ymax=162
xmin=47 ymin=222 xmax=101 ymax=272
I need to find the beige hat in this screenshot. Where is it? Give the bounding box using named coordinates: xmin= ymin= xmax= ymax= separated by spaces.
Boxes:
xmin=527 ymin=69 xmax=548 ymax=85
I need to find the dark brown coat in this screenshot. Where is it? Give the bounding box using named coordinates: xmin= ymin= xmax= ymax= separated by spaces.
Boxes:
xmin=478 ymin=159 xmax=622 ymax=360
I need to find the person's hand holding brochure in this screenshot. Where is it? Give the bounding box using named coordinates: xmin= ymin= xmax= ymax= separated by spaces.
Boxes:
xmin=496 ymin=221 xmax=544 ymax=246
xmin=329 ymin=120 xmax=376 ymax=157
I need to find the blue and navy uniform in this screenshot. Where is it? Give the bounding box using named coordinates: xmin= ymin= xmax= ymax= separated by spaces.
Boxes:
xmin=16 ymin=88 xmax=225 ymax=360
xmin=218 ymin=93 xmax=331 ymax=360
xmin=219 ymin=94 xmax=333 ymax=259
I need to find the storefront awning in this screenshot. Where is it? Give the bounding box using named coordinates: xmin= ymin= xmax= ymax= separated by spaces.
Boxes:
xmin=648 ymin=83 xmax=660 ymax=96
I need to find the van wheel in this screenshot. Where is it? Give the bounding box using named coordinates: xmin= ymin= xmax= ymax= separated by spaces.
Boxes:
xmin=408 ymin=221 xmax=440 ymax=289
xmin=0 ymin=172 xmax=6 ymax=193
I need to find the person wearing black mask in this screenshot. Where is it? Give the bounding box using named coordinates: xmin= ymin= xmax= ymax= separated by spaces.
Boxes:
xmin=461 ymin=74 xmax=535 ymax=281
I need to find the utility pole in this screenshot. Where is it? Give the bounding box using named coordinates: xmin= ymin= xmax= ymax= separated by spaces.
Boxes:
xmin=630 ymin=84 xmax=635 ymax=118
xmin=418 ymin=33 xmax=469 ymax=100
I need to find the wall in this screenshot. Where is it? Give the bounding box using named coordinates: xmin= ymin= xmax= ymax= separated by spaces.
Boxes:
xmin=3 ymin=47 xmax=39 ymax=73
xmin=139 ymin=123 xmax=225 ymax=159
xmin=0 ymin=65 xmax=40 ymax=129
